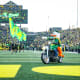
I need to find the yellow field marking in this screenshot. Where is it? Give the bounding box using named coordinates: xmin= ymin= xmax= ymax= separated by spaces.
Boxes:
xmin=32 ymin=65 xmax=80 ymax=77
xmin=0 ymin=65 xmax=21 ymax=78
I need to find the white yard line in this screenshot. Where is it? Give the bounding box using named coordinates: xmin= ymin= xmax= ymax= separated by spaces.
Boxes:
xmin=63 ymin=62 xmax=80 ymax=63
xmin=0 ymin=61 xmax=80 ymax=63
xmin=64 ymin=51 xmax=78 ymax=54
xmin=0 ymin=57 xmax=40 ymax=59
xmin=0 ymin=61 xmax=41 ymax=63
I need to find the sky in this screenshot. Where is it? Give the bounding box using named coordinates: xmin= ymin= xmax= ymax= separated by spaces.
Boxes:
xmin=0 ymin=0 xmax=80 ymax=32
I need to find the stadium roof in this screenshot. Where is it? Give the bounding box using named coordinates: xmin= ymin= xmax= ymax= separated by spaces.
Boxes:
xmin=5 ymin=1 xmax=17 ymax=6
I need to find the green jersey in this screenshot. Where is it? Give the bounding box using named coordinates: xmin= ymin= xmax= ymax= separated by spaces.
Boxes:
xmin=48 ymin=37 xmax=61 ymax=50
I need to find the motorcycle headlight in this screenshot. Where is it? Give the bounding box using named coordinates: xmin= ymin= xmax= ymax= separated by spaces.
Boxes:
xmin=48 ymin=41 xmax=51 ymax=44
xmin=42 ymin=46 xmax=46 ymax=50
xmin=42 ymin=46 xmax=48 ymax=50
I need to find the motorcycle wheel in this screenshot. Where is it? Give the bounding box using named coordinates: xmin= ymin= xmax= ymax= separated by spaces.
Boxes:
xmin=41 ymin=53 xmax=49 ymax=64
xmin=58 ymin=57 xmax=63 ymax=63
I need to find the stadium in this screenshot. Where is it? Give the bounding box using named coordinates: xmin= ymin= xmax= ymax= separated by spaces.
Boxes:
xmin=0 ymin=1 xmax=80 ymax=80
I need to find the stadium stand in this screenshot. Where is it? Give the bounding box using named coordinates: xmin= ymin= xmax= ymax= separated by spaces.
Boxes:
xmin=0 ymin=24 xmax=80 ymax=53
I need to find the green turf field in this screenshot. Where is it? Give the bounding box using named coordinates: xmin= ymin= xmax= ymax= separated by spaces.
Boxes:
xmin=0 ymin=50 xmax=80 ymax=80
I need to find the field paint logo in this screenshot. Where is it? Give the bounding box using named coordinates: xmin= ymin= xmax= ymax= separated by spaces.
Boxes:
xmin=32 ymin=65 xmax=80 ymax=77
xmin=0 ymin=65 xmax=21 ymax=78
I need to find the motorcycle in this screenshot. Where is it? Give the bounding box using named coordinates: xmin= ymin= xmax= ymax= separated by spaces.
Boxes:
xmin=41 ymin=45 xmax=63 ymax=64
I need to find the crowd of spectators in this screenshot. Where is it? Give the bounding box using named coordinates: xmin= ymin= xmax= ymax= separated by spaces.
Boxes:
xmin=60 ymin=28 xmax=80 ymax=52
xmin=0 ymin=25 xmax=25 ymax=52
xmin=26 ymin=28 xmax=80 ymax=53
xmin=0 ymin=24 xmax=80 ymax=53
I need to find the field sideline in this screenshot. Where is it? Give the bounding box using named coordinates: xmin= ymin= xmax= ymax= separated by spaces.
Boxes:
xmin=0 ymin=50 xmax=80 ymax=80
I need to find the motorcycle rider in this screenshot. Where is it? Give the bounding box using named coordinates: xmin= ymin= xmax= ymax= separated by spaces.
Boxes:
xmin=49 ymin=32 xmax=64 ymax=58
xmin=48 ymin=36 xmax=58 ymax=57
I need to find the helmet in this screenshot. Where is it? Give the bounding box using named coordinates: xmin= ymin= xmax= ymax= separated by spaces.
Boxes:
xmin=50 ymin=31 xmax=60 ymax=39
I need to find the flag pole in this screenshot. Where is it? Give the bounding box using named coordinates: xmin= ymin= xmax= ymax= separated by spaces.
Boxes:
xmin=77 ymin=0 xmax=78 ymax=27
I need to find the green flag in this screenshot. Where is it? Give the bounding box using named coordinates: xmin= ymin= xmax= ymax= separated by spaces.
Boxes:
xmin=9 ymin=14 xmax=26 ymax=41
xmin=9 ymin=17 xmax=16 ymax=38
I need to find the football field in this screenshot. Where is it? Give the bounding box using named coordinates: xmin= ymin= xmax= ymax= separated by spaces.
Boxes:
xmin=0 ymin=50 xmax=80 ymax=80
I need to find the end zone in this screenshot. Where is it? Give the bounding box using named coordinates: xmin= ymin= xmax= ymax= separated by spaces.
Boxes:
xmin=0 ymin=65 xmax=21 ymax=78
